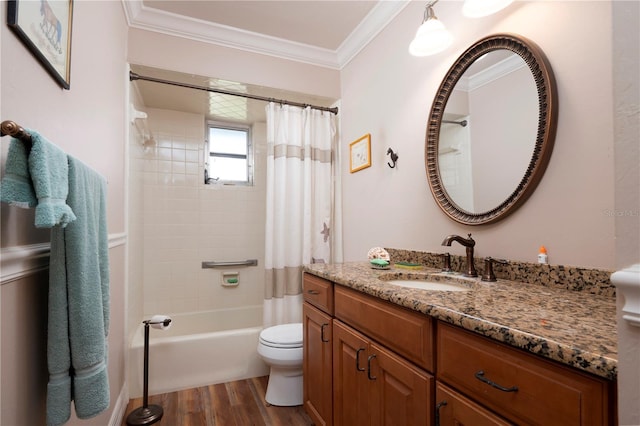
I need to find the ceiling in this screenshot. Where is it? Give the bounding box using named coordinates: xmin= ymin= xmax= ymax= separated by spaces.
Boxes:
xmin=127 ymin=0 xmax=408 ymax=124
xmin=142 ymin=0 xmax=380 ymax=51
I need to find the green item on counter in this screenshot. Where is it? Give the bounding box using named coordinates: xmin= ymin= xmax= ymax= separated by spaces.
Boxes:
xmin=394 ymin=262 xmax=423 ymax=270
xmin=370 ymin=258 xmax=389 ymax=266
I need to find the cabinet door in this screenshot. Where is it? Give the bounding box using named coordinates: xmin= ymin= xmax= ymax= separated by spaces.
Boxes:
xmin=435 ymin=382 xmax=513 ymax=426
xmin=333 ymin=320 xmax=370 ymax=426
xmin=303 ymin=303 xmax=333 ymax=426
xmin=369 ymin=342 xmax=434 ymax=426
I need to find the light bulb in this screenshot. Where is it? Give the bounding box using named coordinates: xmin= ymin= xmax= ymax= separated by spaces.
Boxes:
xmin=409 ymin=17 xmax=453 ymax=57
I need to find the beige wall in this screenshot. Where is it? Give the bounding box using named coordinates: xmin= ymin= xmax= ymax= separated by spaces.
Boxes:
xmin=127 ymin=28 xmax=342 ymax=100
xmin=340 ymin=1 xmax=620 ymax=270
xmin=612 ymin=1 xmax=640 ymax=424
xmin=1 ymin=1 xmax=128 ymax=425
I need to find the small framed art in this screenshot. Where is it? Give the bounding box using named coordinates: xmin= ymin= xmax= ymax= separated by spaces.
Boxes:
xmin=7 ymin=0 xmax=74 ymax=89
xmin=349 ymin=134 xmax=371 ymax=173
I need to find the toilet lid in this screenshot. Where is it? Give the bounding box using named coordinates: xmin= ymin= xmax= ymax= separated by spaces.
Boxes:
xmin=259 ymin=323 xmax=303 ymax=348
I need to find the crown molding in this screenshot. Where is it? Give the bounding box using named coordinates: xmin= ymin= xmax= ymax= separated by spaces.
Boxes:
xmin=467 ymin=53 xmax=526 ymax=91
xmin=336 ymin=1 xmax=411 ymax=67
xmin=457 ymin=53 xmax=527 ymax=92
xmin=122 ymin=0 xmax=410 ymax=70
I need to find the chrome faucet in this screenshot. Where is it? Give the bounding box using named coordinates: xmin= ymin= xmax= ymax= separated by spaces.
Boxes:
xmin=441 ymin=233 xmax=478 ymax=277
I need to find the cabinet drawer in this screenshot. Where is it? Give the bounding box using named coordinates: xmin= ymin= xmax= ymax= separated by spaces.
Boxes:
xmin=303 ymin=273 xmax=334 ymax=315
xmin=436 ymin=382 xmax=513 ymax=426
xmin=334 ymin=285 xmax=434 ymax=372
xmin=437 ymin=322 xmax=614 ymax=426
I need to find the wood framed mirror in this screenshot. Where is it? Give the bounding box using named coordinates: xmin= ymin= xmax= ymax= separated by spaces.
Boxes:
xmin=425 ymin=33 xmax=557 ymax=225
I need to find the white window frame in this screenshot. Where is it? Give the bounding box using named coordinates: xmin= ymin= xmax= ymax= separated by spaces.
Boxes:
xmin=205 ymin=120 xmax=253 ymax=186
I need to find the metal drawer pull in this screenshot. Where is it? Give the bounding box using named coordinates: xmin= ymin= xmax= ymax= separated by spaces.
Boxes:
xmin=435 ymin=401 xmax=448 ymax=426
xmin=320 ymin=323 xmax=330 ymax=343
xmin=475 ymin=370 xmax=518 ymax=392
xmin=367 ymin=354 xmax=377 ymax=380
xmin=307 ymin=289 xmax=320 ymax=295
xmin=355 ymin=348 xmax=366 ymax=372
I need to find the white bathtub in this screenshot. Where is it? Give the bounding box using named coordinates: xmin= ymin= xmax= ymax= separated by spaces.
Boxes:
xmin=128 ymin=305 xmax=269 ymax=398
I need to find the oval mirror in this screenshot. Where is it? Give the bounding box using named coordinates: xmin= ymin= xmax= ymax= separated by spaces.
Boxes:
xmin=425 ymin=34 xmax=557 ymax=225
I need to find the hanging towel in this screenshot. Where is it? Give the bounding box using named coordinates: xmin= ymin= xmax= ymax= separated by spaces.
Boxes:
xmin=46 ymin=155 xmax=110 ymax=426
xmin=29 ymin=131 xmax=76 ymax=228
xmin=0 ymin=138 xmax=37 ymax=208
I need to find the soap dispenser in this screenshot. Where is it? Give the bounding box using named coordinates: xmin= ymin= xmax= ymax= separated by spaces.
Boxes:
xmin=538 ymin=246 xmax=548 ymax=264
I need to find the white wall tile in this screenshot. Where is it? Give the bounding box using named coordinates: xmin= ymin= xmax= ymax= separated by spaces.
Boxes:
xmin=139 ymin=108 xmax=266 ymax=316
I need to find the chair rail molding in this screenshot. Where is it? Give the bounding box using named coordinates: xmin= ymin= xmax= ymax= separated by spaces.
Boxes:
xmin=1 ymin=232 xmax=127 ymax=284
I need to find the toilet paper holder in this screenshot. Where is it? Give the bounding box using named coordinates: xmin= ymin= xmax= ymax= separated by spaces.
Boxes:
xmin=126 ymin=315 xmax=172 ymax=425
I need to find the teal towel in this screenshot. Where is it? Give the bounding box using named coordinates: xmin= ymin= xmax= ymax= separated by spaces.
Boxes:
xmin=0 ymin=138 xmax=37 ymax=208
xmin=46 ymin=155 xmax=110 ymax=426
xmin=29 ymin=131 xmax=76 ymax=228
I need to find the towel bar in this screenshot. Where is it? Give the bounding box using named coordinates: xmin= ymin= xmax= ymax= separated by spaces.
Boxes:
xmin=1 ymin=120 xmax=33 ymax=151
xmin=201 ymin=259 xmax=258 ymax=268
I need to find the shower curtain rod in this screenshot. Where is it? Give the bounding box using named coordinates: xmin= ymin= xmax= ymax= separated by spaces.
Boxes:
xmin=129 ymin=71 xmax=338 ymax=115
xmin=442 ymin=119 xmax=468 ymax=127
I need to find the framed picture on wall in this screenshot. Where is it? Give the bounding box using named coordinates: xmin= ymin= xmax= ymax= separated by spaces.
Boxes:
xmin=7 ymin=0 xmax=74 ymax=90
xmin=349 ymin=134 xmax=371 ymax=173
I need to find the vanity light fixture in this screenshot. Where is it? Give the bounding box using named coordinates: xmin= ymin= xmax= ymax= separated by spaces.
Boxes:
xmin=409 ymin=0 xmax=453 ymax=57
xmin=462 ymin=0 xmax=514 ymax=18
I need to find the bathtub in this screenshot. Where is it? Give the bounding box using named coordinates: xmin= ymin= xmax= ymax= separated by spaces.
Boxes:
xmin=128 ymin=305 xmax=269 ymax=398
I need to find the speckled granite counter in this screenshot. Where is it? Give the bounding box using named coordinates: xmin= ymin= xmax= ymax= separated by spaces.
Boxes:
xmin=303 ymin=262 xmax=617 ymax=380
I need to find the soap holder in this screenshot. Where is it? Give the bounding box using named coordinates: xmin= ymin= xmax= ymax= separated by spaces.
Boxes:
xmin=222 ymin=271 xmax=239 ymax=287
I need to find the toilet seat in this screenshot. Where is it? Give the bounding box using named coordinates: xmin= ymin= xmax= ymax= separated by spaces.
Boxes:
xmin=259 ymin=323 xmax=303 ymax=348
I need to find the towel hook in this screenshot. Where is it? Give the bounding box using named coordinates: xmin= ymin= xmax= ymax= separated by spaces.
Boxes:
xmin=387 ymin=148 xmax=398 ymax=168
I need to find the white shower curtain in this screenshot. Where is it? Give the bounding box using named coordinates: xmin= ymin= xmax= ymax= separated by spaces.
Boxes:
xmin=263 ymin=103 xmax=343 ymax=327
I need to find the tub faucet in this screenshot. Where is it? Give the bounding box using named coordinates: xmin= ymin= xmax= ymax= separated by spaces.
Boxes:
xmin=441 ymin=233 xmax=478 ymax=277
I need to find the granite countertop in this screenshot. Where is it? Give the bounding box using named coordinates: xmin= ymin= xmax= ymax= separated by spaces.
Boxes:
xmin=303 ymin=261 xmax=618 ymax=380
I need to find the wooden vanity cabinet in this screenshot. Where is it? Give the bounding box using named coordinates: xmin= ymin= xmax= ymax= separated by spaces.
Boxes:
xmin=334 ymin=286 xmax=435 ymax=426
xmin=303 ymin=272 xmax=615 ymax=426
xmin=303 ymin=274 xmax=334 ymax=426
xmin=436 ymin=322 xmax=615 ymax=426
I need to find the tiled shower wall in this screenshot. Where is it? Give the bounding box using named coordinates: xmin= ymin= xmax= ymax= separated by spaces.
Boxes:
xmin=128 ymin=94 xmax=146 ymax=339
xmin=130 ymin=108 xmax=267 ymax=316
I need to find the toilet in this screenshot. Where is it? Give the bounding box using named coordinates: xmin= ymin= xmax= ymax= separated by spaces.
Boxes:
xmin=257 ymin=322 xmax=304 ymax=406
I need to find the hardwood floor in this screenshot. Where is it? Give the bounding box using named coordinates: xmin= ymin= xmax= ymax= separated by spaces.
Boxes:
xmin=122 ymin=376 xmax=313 ymax=426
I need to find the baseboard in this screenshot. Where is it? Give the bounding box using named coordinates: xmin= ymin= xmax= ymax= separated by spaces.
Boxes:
xmin=109 ymin=382 xmax=130 ymax=426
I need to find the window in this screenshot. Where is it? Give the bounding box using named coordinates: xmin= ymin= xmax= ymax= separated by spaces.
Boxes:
xmin=205 ymin=122 xmax=253 ymax=185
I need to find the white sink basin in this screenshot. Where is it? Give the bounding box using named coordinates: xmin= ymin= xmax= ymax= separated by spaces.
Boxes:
xmin=385 ymin=280 xmax=470 ymax=292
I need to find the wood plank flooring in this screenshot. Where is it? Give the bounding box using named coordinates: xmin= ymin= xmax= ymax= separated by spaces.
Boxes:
xmin=122 ymin=376 xmax=313 ymax=426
